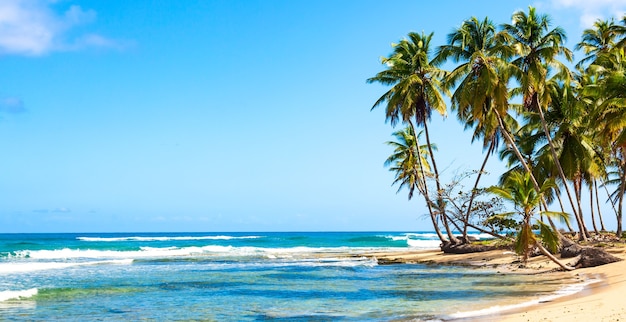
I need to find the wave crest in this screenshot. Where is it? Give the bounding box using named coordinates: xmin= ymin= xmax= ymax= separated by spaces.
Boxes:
xmin=0 ymin=288 xmax=38 ymax=302
xmin=77 ymin=235 xmax=263 ymax=242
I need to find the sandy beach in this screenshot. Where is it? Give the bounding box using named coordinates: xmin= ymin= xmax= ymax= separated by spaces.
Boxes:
xmin=367 ymin=245 xmax=626 ymax=321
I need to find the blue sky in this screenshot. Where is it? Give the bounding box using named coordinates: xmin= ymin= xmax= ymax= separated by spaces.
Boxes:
xmin=0 ymin=0 xmax=624 ymax=232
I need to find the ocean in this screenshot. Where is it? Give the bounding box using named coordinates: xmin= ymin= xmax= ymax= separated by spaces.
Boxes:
xmin=0 ymin=232 xmax=583 ymax=321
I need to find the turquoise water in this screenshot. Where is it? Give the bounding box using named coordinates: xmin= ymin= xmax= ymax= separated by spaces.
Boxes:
xmin=0 ymin=232 xmax=577 ymax=321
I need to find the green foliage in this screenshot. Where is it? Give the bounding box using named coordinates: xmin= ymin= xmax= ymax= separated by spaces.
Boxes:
xmin=371 ymin=5 xmax=626 ymax=244
xmin=537 ymin=220 xmax=560 ymax=254
xmin=483 ymin=213 xmax=518 ymax=234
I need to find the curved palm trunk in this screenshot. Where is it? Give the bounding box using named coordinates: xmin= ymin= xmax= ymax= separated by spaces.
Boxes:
xmin=594 ymin=180 xmax=607 ymax=232
xmin=535 ymin=242 xmax=575 ymax=271
xmin=534 ymin=97 xmax=588 ymax=240
xmin=409 ymin=122 xmax=447 ymax=244
xmin=422 ymin=120 xmax=459 ymax=244
xmin=494 ymin=110 xmax=570 ymax=245
xmin=462 ymin=139 xmax=494 ymax=241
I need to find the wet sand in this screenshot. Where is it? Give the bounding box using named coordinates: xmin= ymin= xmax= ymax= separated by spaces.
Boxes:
xmin=364 ymin=246 xmax=626 ymax=321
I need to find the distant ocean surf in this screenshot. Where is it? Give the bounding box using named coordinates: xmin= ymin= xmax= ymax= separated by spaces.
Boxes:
xmin=0 ymin=232 xmax=579 ymax=321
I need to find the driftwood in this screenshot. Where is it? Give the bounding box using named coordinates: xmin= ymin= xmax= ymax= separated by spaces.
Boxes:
xmin=441 ymin=242 xmax=496 ymax=254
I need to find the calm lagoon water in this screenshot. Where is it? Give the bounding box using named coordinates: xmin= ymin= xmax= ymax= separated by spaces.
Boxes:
xmin=0 ymin=232 xmax=579 ymax=321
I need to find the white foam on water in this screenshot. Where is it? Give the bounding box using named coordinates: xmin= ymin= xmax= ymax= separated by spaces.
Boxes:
xmin=77 ymin=235 xmax=263 ymax=242
xmin=446 ymin=278 xmax=600 ymax=319
xmin=8 ymin=245 xmax=387 ymax=261
xmin=0 ymin=288 xmax=38 ymax=302
xmin=406 ymin=239 xmax=442 ymax=249
xmin=0 ymin=259 xmax=134 ymax=274
xmin=468 ymin=232 xmax=497 ymax=240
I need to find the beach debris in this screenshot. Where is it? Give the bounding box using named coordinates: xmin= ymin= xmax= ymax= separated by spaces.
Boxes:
xmin=441 ymin=243 xmax=497 ymax=254
xmin=573 ymin=247 xmax=622 ymax=268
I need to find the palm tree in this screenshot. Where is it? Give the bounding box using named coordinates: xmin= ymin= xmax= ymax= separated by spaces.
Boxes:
xmin=500 ymin=6 xmax=587 ymax=240
xmin=576 ymin=18 xmax=619 ymax=68
xmin=587 ymin=47 xmax=626 ymax=236
xmin=488 ymin=170 xmax=574 ymax=270
xmin=434 ymin=17 xmax=513 ymax=241
xmin=368 ymin=32 xmax=459 ymax=244
xmin=385 ymin=126 xmax=447 ymax=242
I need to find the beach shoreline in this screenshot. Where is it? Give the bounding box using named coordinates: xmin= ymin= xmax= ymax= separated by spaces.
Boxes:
xmin=363 ymin=245 xmax=626 ymax=321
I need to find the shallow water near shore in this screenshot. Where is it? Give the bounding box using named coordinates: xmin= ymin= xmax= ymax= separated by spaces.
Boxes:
xmin=0 ymin=232 xmax=581 ymax=321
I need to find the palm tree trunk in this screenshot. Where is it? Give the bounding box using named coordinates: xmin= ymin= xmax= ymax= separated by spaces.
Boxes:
xmin=422 ymin=120 xmax=459 ymax=244
xmin=603 ymin=179 xmax=620 ymax=219
xmin=441 ymin=212 xmax=458 ymax=243
xmin=446 ymin=213 xmax=464 ymax=234
xmin=589 ymin=183 xmax=599 ymax=234
xmin=409 ymin=121 xmax=447 ymax=244
xmin=462 ymin=139 xmax=494 ymax=241
xmin=464 ymin=222 xmax=510 ymax=240
xmin=534 ymin=97 xmax=587 ymax=240
xmin=574 ymin=177 xmax=591 ymax=239
xmin=573 ymin=176 xmax=589 ymax=238
xmin=494 ymin=110 xmax=570 ymax=243
xmin=535 ymin=242 xmax=575 ymax=271
xmin=594 ymin=180 xmax=607 ymax=232
xmin=616 ymin=158 xmax=625 ymax=237
xmin=555 ymin=189 xmax=575 ymax=233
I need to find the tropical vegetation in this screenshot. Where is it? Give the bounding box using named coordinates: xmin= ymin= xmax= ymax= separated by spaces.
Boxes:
xmin=369 ymin=7 xmax=626 ymax=268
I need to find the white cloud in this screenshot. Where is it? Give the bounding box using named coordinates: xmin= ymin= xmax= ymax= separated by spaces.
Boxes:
xmin=0 ymin=0 xmax=121 ymax=56
xmin=541 ymin=0 xmax=626 ymax=27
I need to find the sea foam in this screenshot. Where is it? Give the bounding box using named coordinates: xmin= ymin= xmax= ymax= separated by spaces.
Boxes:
xmin=446 ymin=279 xmax=600 ymax=319
xmin=0 ymin=259 xmax=134 ymax=274
xmin=77 ymin=235 xmax=263 ymax=242
xmin=8 ymin=245 xmax=383 ymax=261
xmin=0 ymin=288 xmax=38 ymax=302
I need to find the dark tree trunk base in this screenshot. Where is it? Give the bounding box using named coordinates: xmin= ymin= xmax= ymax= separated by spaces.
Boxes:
xmin=441 ymin=242 xmax=496 ymax=254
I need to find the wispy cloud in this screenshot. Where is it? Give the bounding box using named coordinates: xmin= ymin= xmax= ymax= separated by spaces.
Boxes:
xmin=0 ymin=0 xmax=125 ymax=56
xmin=539 ymin=0 xmax=626 ymax=27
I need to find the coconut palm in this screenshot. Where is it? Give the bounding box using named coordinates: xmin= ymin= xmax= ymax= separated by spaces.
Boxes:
xmin=385 ymin=126 xmax=448 ymax=242
xmin=576 ymin=18 xmax=620 ymax=68
xmin=368 ymin=32 xmax=459 ymax=244
xmin=500 ymin=6 xmax=587 ymax=240
xmin=434 ymin=17 xmax=514 ymax=241
xmin=488 ymin=170 xmax=574 ymax=270
xmin=586 ymin=46 xmax=626 ymax=236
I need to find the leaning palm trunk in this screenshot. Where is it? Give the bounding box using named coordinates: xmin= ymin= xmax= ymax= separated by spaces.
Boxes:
xmin=555 ymin=189 xmax=575 ymax=233
xmin=534 ymin=97 xmax=588 ymax=241
xmin=462 ymin=140 xmax=494 ymax=241
xmin=410 ymin=122 xmax=448 ymax=244
xmin=495 ymin=111 xmax=551 ymax=208
xmin=494 ymin=110 xmax=572 ymax=247
xmin=423 ymin=120 xmax=459 ymax=244
xmin=535 ymin=242 xmax=575 ymax=271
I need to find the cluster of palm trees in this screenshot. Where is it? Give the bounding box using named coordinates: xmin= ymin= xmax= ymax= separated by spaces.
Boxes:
xmin=368 ymin=7 xmax=626 ymax=258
